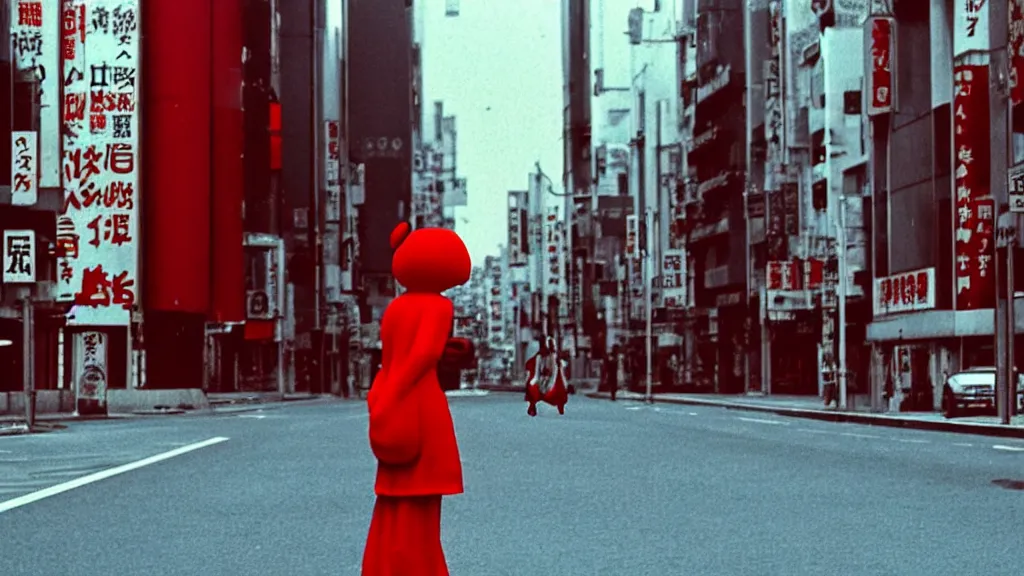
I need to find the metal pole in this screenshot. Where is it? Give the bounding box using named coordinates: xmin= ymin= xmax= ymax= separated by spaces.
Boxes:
xmin=22 ymin=296 xmax=34 ymax=429
xmin=644 ymin=207 xmax=654 ymax=404
xmin=990 ymin=0 xmax=1011 ymax=425
xmin=1007 ymin=239 xmax=1015 ymax=420
xmin=311 ymin=0 xmax=322 ymax=332
xmin=743 ymin=189 xmax=752 ymax=394
xmin=837 ymin=197 xmax=848 ymax=410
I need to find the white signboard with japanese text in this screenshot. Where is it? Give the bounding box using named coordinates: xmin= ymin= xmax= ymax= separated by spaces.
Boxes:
xmin=954 ymin=0 xmax=989 ymax=57
xmin=3 ymin=229 xmax=36 ymax=283
xmin=57 ymin=0 xmax=140 ymax=326
xmin=543 ymin=205 xmax=568 ymax=308
xmin=73 ymin=331 xmax=108 ymax=408
xmin=11 ymin=0 xmax=60 ymax=188
xmin=10 ymin=131 xmax=38 ymax=205
xmin=324 ymin=120 xmax=342 ymax=222
xmin=661 ymin=249 xmax=685 ymax=307
xmin=873 ymin=267 xmax=937 ymax=316
xmin=507 ymin=191 xmax=527 ymax=266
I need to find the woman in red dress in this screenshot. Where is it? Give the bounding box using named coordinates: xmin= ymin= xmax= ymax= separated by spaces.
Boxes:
xmin=362 ymin=223 xmax=471 ymax=576
xmin=523 ymin=337 xmax=568 ymax=416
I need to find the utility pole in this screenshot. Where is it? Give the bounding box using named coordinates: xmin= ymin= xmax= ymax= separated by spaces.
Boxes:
xmin=837 ymin=196 xmax=848 ymax=410
xmin=22 ymin=296 xmax=35 ymax=430
xmin=990 ymin=0 xmax=1013 ymax=424
xmin=644 ymin=207 xmax=654 ymax=404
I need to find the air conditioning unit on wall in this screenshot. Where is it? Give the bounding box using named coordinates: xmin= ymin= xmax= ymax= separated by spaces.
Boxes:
xmin=246 ymin=289 xmax=273 ymax=320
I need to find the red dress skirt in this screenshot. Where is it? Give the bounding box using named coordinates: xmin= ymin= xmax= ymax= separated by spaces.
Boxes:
xmin=362 ymin=495 xmax=448 ymax=576
xmin=541 ymin=370 xmax=569 ymax=407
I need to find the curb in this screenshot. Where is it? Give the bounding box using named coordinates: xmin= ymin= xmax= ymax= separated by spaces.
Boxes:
xmin=586 ymin=393 xmax=1024 ymax=440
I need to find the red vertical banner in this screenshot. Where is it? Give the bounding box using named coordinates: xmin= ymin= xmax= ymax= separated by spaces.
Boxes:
xmin=866 ymin=16 xmax=894 ymax=116
xmin=1011 ymin=0 xmax=1024 ymax=106
xmin=953 ymin=63 xmax=995 ymax=310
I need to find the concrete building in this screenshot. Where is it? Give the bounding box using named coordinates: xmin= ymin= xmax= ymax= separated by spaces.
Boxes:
xmin=863 ymin=0 xmax=1022 ymax=414
xmin=0 ymin=0 xmax=362 ymax=417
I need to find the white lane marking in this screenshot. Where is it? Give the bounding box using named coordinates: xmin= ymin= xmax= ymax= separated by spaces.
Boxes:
xmin=952 ymin=442 xmax=974 ymax=448
xmin=238 ymin=414 xmax=267 ymax=419
xmin=737 ymin=417 xmax=788 ymax=426
xmin=840 ymin=432 xmax=880 ymax=439
xmin=0 ymin=436 xmax=229 ymax=514
xmin=896 ymin=438 xmax=929 ymax=444
xmin=797 ymin=428 xmax=832 ymax=435
xmin=625 ymin=406 xmax=643 ymax=411
xmin=992 ymin=444 xmax=1024 ymax=452
xmin=688 ymin=412 xmax=698 ymax=416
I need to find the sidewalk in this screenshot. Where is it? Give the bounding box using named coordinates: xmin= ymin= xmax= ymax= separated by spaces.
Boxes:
xmin=586 ymin=391 xmax=1024 ymax=439
xmin=0 ymin=392 xmax=337 ymax=434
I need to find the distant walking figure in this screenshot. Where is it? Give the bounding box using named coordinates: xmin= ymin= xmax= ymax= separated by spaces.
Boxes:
xmin=362 ymin=223 xmax=471 ymax=576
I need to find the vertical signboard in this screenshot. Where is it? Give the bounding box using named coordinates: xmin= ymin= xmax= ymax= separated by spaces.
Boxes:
xmin=3 ymin=229 xmax=36 ymax=283
xmin=73 ymin=331 xmax=107 ymax=412
xmin=544 ymin=206 xmax=562 ymax=298
xmin=10 ymin=131 xmax=38 ymax=205
xmin=1012 ymin=0 xmax=1024 ymax=106
xmin=58 ymin=0 xmax=141 ymax=326
xmin=324 ymin=120 xmax=342 ymax=222
xmin=865 ymin=16 xmax=894 ymax=116
xmin=661 ymin=249 xmax=685 ymax=307
xmin=953 ymin=0 xmax=989 ymax=57
xmin=507 ymin=191 xmax=528 ymax=266
xmin=952 ymin=63 xmax=995 ymax=310
xmin=10 ymin=0 xmax=60 ymax=189
xmin=764 ymin=1 xmax=784 ymax=183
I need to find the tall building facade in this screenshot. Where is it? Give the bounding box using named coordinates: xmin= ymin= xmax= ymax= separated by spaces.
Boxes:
xmin=2 ymin=0 xmax=361 ymax=416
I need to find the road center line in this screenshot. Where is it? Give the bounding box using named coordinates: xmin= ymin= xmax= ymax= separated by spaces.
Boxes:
xmin=737 ymin=417 xmax=788 ymax=426
xmin=0 ymin=436 xmax=229 ymax=514
xmin=992 ymin=444 xmax=1024 ymax=452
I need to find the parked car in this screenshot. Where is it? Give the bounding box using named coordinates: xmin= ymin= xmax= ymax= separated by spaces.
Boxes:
xmin=942 ymin=366 xmax=1024 ymax=419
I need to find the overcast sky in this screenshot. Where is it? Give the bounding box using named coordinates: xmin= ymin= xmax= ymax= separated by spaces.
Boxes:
xmin=421 ymin=0 xmax=565 ymax=267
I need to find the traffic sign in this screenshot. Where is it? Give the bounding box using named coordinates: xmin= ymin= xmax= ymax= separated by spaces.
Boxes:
xmin=1008 ymin=162 xmax=1024 ymax=213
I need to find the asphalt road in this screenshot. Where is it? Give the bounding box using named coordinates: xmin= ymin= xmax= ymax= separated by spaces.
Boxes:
xmin=1 ymin=393 xmax=1023 ymax=575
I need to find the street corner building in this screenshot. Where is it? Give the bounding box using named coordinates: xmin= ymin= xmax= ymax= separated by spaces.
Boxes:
xmin=0 ymin=0 xmax=381 ymax=418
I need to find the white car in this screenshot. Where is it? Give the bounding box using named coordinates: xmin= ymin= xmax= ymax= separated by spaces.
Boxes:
xmin=942 ymin=367 xmax=1024 ymax=419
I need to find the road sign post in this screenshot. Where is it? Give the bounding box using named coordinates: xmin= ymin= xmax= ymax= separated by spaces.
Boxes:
xmin=996 ymin=210 xmax=1017 ymax=424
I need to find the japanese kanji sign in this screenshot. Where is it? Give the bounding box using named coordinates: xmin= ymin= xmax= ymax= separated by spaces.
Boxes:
xmin=58 ymin=0 xmax=140 ymax=326
xmin=10 ymin=131 xmax=38 ymax=205
xmin=873 ymin=267 xmax=936 ymax=316
xmin=954 ymin=0 xmax=989 ymax=57
xmin=3 ymin=229 xmax=36 ymax=284
xmin=11 ymin=0 xmax=60 ymax=188
xmin=866 ymin=16 xmax=894 ymax=116
xmin=661 ymin=249 xmax=685 ymax=307
xmin=953 ymin=62 xmax=995 ymax=310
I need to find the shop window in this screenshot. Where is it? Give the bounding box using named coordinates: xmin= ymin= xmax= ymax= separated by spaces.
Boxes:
xmin=811 ymin=129 xmax=826 ymax=166
xmin=812 ymin=179 xmax=828 ymax=211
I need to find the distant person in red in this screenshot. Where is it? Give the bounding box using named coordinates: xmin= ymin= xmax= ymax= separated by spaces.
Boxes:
xmin=523 ymin=336 xmax=568 ymax=416
xmin=362 ymin=222 xmax=471 ymax=576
